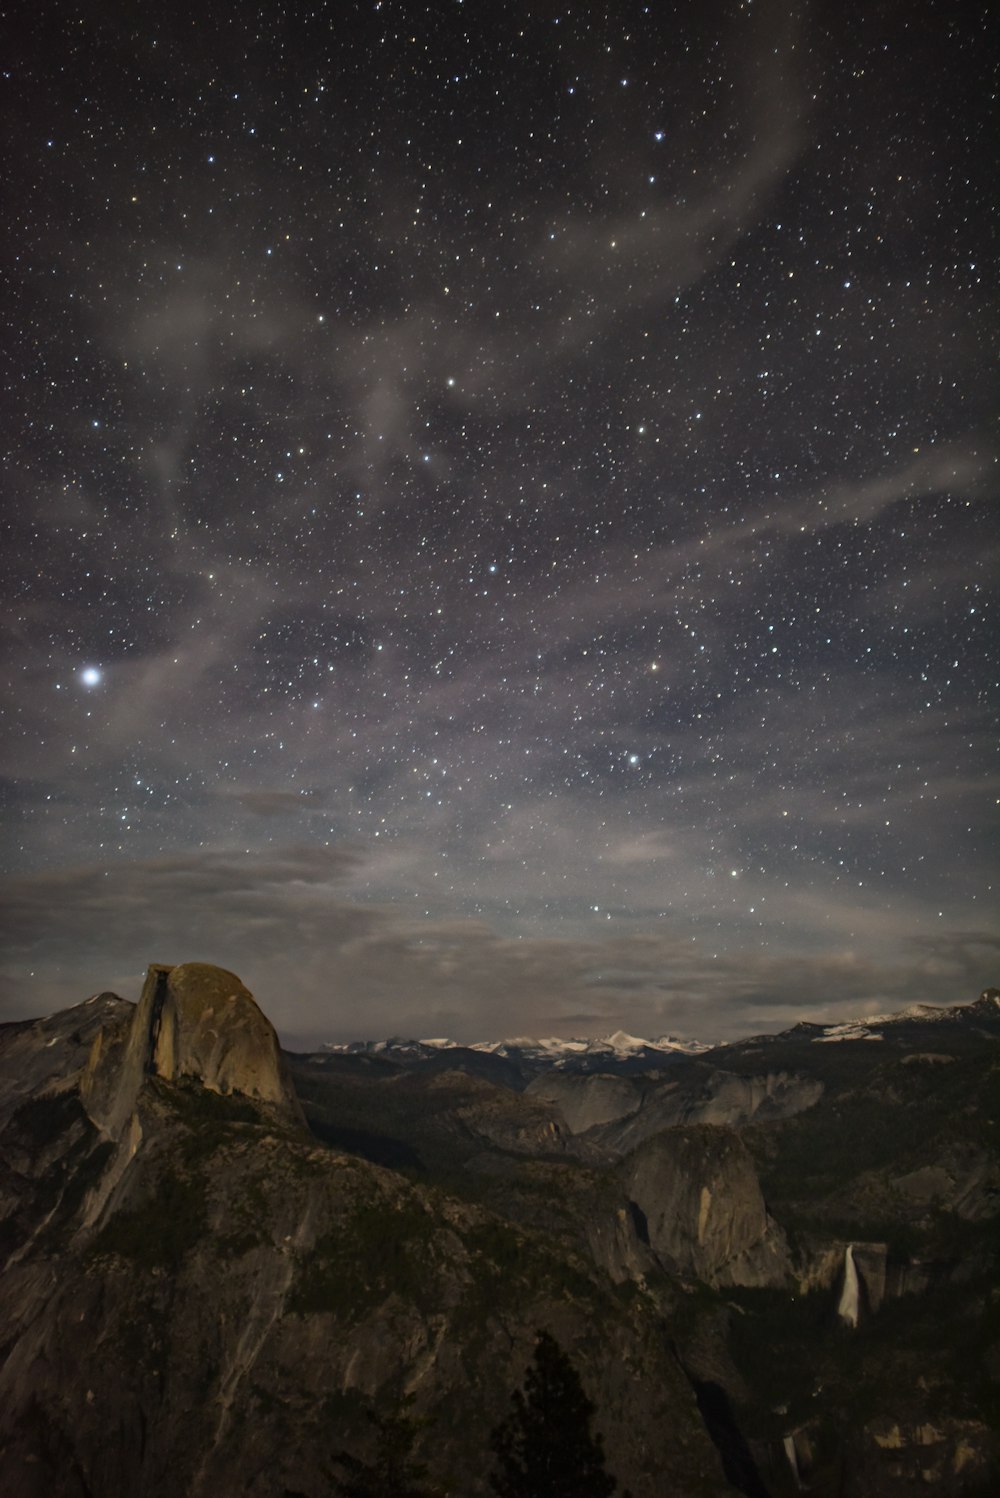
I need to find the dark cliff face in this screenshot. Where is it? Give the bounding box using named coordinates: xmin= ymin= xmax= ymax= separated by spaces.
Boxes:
xmin=0 ymin=966 xmax=727 ymax=1498
xmin=0 ymin=1101 xmax=721 ymax=1497
xmin=1 ymin=969 xmax=998 ymax=1498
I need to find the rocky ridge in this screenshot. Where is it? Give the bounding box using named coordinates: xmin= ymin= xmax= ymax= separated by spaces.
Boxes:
xmin=0 ymin=970 xmax=997 ymax=1497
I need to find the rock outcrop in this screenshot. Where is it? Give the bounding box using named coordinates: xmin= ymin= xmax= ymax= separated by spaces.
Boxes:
xmin=0 ymin=969 xmax=730 ymax=1498
xmin=625 ymin=1125 xmax=791 ymax=1287
xmin=0 ymin=991 xmax=132 ymax=1125
xmin=799 ymin=1239 xmax=888 ymax=1317
xmin=525 ymin=1071 xmax=642 ymax=1133
xmin=529 ymin=1066 xmax=824 ymax=1153
xmin=82 ymin=962 xmax=303 ymax=1137
xmin=2 ymin=973 xmax=998 ymax=1498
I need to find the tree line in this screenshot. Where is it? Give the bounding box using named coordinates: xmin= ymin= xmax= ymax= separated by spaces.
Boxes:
xmin=327 ymin=1330 xmax=623 ymax=1498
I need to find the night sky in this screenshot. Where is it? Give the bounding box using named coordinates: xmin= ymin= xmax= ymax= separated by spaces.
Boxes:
xmin=2 ymin=0 xmax=997 ymax=1046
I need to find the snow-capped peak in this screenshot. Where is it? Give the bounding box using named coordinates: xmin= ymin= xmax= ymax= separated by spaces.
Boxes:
xmin=469 ymin=1031 xmax=708 ymax=1060
xmin=813 ymin=1021 xmax=884 ymax=1043
xmin=812 ymin=993 xmax=999 ymax=1043
xmin=596 ymin=1030 xmax=649 ymax=1054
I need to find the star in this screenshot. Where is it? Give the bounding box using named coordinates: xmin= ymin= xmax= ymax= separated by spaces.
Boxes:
xmin=0 ymin=0 xmax=990 ymax=1045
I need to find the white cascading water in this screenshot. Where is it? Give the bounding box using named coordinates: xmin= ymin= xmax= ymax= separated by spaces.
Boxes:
xmin=837 ymin=1242 xmax=860 ymax=1327
xmin=782 ymin=1434 xmax=802 ymax=1488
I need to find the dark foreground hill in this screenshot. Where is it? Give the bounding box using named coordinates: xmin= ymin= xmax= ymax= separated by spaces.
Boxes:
xmin=1 ymin=965 xmax=998 ymax=1497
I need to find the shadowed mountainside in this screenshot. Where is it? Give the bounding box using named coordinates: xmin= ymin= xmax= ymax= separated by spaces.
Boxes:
xmin=1 ymin=969 xmax=998 ymax=1497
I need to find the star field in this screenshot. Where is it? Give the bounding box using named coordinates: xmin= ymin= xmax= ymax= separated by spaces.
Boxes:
xmin=2 ymin=0 xmax=997 ymax=1044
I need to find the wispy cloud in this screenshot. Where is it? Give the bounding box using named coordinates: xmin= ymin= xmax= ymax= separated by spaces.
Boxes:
xmin=2 ymin=846 xmax=993 ymax=1046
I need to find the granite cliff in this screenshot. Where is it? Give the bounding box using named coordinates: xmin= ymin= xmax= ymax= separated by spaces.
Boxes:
xmin=0 ymin=968 xmax=997 ymax=1498
xmin=81 ymin=962 xmax=303 ymax=1139
xmin=625 ymin=1126 xmax=791 ymax=1288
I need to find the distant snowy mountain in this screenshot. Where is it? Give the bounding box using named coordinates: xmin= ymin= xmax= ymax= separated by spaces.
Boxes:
xmin=321 ymin=1028 xmax=710 ymax=1071
xmin=319 ymin=990 xmax=1000 ymax=1068
xmin=812 ymin=1021 xmax=885 ymax=1043
xmin=810 ymin=989 xmax=1000 ymax=1044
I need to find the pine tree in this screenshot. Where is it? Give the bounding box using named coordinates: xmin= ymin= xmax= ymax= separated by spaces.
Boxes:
xmin=489 ymin=1331 xmax=619 ymax=1498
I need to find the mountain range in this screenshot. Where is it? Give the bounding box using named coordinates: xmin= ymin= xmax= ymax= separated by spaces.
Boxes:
xmin=1 ymin=965 xmax=998 ymax=1497
xmin=321 ymin=994 xmax=1000 ymax=1072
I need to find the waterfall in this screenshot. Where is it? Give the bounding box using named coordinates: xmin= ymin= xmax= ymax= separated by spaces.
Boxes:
xmin=778 ymin=1432 xmax=802 ymax=1492
xmin=837 ymin=1242 xmax=860 ymax=1327
xmin=783 ymin=1434 xmax=802 ymax=1488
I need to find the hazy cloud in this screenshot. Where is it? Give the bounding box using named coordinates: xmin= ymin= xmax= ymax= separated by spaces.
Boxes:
xmin=2 ymin=847 xmax=994 ymax=1046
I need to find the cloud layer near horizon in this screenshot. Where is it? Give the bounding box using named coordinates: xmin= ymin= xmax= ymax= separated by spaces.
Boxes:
xmin=3 ymin=846 xmax=998 ymax=1047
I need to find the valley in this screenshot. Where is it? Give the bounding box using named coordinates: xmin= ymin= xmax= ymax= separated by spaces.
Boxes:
xmin=1 ymin=966 xmax=997 ymax=1496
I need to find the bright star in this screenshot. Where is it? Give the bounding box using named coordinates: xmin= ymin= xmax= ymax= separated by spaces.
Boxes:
xmin=80 ymin=667 xmax=102 ymax=687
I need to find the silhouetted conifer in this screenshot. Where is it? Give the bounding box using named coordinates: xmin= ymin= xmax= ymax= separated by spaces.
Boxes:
xmin=489 ymin=1331 xmax=618 ymax=1498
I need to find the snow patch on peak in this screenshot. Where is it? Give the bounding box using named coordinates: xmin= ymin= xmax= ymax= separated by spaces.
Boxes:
xmin=592 ymin=1030 xmax=648 ymax=1053
xmin=469 ymin=1031 xmax=707 ymax=1060
xmin=858 ymin=1002 xmax=948 ymax=1025
xmin=814 ymin=1022 xmax=884 ymax=1043
xmin=472 ymin=1035 xmax=581 ymax=1056
xmin=653 ymin=1033 xmax=712 ymax=1055
xmin=319 ymin=990 xmax=997 ymax=1060
xmin=500 ymin=1036 xmax=590 ymax=1057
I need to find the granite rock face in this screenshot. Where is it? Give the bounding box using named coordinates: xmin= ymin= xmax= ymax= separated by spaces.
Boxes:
xmin=525 ymin=1071 xmax=643 ymax=1133
xmin=140 ymin=963 xmax=301 ymax=1111
xmin=527 ymin=1066 xmax=825 ymax=1153
xmin=81 ymin=962 xmax=303 ymax=1137
xmin=0 ymin=992 xmax=132 ymax=1125
xmin=2 ymin=972 xmax=999 ymax=1498
xmin=626 ymin=1124 xmax=791 ymax=1288
xmin=0 ymin=967 xmax=728 ymax=1498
